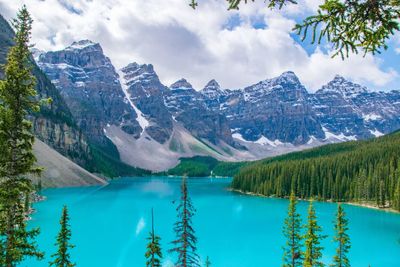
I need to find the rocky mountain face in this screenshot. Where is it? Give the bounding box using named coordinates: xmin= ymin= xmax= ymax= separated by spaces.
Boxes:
xmin=311 ymin=75 xmax=400 ymax=139
xmin=207 ymin=71 xmax=325 ymax=145
xmin=36 ymin=40 xmax=142 ymax=145
xmin=119 ymin=63 xmax=172 ymax=143
xmin=0 ymin=15 xmax=91 ymax=168
xmin=31 ymin=38 xmax=400 ymax=171
xmin=164 ymin=78 xmax=234 ymax=146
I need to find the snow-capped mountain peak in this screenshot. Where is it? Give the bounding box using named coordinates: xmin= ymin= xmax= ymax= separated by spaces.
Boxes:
xmin=66 ymin=39 xmax=99 ymax=51
xmin=121 ymin=62 xmax=161 ymax=87
xmin=204 ymin=79 xmax=220 ymax=90
xmin=170 ymin=78 xmax=194 ymax=90
xmin=319 ymin=75 xmax=368 ymax=98
xmin=201 ymin=79 xmax=227 ymax=99
xmin=275 ymin=71 xmax=300 ymax=84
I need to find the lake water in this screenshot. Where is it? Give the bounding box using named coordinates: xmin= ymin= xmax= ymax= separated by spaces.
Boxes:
xmin=22 ymin=177 xmax=400 ymax=267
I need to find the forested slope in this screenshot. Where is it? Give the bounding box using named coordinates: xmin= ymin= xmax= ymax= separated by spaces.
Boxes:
xmin=232 ymin=131 xmax=400 ymax=210
xmin=0 ymin=14 xmax=149 ymax=179
xmin=166 ymin=156 xmax=248 ymax=177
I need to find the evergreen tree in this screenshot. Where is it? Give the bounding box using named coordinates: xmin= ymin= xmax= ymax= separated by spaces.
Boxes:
xmin=49 ymin=205 xmax=75 ymax=267
xmin=231 ymin=131 xmax=400 ymax=212
xmin=191 ymin=1 xmax=400 ymax=58
xmin=303 ymin=201 xmax=325 ymax=267
xmin=0 ymin=5 xmax=41 ymax=179
xmin=24 ymin=192 xmax=30 ymax=213
xmin=145 ymin=208 xmax=162 ymax=267
xmin=205 ymin=256 xmax=211 ymax=267
xmin=282 ymin=192 xmax=303 ymax=267
xmin=169 ymin=177 xmax=200 ymax=267
xmin=0 ymin=5 xmax=43 ymax=266
xmin=378 ymin=179 xmax=386 ymax=208
xmin=393 ymin=179 xmax=400 ymax=211
xmin=332 ymin=205 xmax=351 ymax=267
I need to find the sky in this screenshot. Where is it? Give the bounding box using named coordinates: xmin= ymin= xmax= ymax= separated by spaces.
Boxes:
xmin=0 ymin=0 xmax=399 ymax=92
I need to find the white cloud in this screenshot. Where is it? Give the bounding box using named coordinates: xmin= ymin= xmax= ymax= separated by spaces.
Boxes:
xmin=0 ymin=0 xmax=397 ymax=91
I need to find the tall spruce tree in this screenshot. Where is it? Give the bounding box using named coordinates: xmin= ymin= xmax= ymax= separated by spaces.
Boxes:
xmin=303 ymin=201 xmax=325 ymax=267
xmin=332 ymin=205 xmax=351 ymax=267
xmin=145 ymin=208 xmax=162 ymax=267
xmin=393 ymin=179 xmax=400 ymax=211
xmin=0 ymin=5 xmax=43 ymax=266
xmin=282 ymin=192 xmax=303 ymax=267
xmin=49 ymin=205 xmax=75 ymax=267
xmin=205 ymin=256 xmax=211 ymax=267
xmin=169 ymin=177 xmax=200 ymax=267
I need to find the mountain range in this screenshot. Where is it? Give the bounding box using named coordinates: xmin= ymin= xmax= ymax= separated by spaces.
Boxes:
xmin=2 ymin=13 xmax=400 ymax=176
xmin=31 ymin=39 xmax=400 ymax=172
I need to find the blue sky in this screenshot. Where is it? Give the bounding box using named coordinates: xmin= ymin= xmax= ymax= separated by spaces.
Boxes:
xmin=0 ymin=0 xmax=398 ymax=92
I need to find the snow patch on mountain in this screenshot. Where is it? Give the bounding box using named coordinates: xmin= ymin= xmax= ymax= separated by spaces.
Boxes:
xmin=66 ymin=40 xmax=98 ymax=50
xmin=323 ymin=127 xmax=357 ymax=141
xmin=118 ymin=70 xmax=149 ymax=133
xmin=233 ymin=133 xmax=287 ymax=147
xmin=319 ymin=75 xmax=367 ymax=99
xmin=363 ymin=113 xmax=382 ymax=121
xmin=370 ymin=129 xmax=384 ymax=137
xmin=170 ymin=79 xmax=194 ymax=90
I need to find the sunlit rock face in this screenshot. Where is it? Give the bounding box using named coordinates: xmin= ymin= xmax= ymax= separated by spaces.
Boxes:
xmin=311 ymin=75 xmax=400 ymax=139
xmin=36 ymin=40 xmax=141 ymax=145
xmin=30 ymin=38 xmax=400 ymax=169
xmin=205 ymin=71 xmax=325 ymax=145
xmin=0 ymin=15 xmax=92 ymax=168
xmin=119 ymin=63 xmax=173 ymax=144
xmin=165 ymin=78 xmax=235 ymax=146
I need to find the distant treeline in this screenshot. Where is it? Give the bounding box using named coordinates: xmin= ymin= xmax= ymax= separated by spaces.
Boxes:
xmin=232 ymin=131 xmax=400 ymax=211
xmin=165 ymin=156 xmax=248 ymax=177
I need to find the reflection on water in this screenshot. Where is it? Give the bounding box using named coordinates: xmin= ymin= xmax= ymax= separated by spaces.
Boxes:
xmin=23 ymin=177 xmax=400 ymax=267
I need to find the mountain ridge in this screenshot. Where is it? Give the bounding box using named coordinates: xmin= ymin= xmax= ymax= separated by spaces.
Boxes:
xmin=33 ymin=39 xmax=400 ymax=171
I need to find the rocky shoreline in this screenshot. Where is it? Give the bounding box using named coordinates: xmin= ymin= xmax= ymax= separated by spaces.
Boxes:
xmin=25 ymin=192 xmax=46 ymax=221
xmin=229 ymin=188 xmax=400 ymax=214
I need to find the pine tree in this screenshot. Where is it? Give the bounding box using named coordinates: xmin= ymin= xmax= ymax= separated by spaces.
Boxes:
xmin=378 ymin=179 xmax=386 ymax=208
xmin=0 ymin=5 xmax=43 ymax=266
xmin=282 ymin=192 xmax=303 ymax=267
xmin=303 ymin=201 xmax=325 ymax=267
xmin=332 ymin=205 xmax=351 ymax=267
xmin=145 ymin=208 xmax=162 ymax=267
xmin=393 ymin=179 xmax=400 ymax=211
xmin=0 ymin=5 xmax=41 ymax=179
xmin=205 ymin=256 xmax=211 ymax=267
xmin=49 ymin=205 xmax=75 ymax=267
xmin=169 ymin=177 xmax=200 ymax=267
xmin=24 ymin=192 xmax=30 ymax=213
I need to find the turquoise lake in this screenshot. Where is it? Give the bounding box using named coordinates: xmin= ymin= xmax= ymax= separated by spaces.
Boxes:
xmin=22 ymin=177 xmax=400 ymax=267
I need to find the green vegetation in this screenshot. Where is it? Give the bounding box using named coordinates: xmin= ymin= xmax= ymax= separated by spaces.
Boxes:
xmin=50 ymin=206 xmax=75 ymax=267
xmin=303 ymin=201 xmax=326 ymax=267
xmin=89 ymin=140 xmax=151 ymax=178
xmin=0 ymin=6 xmax=44 ymax=265
xmin=232 ymin=130 xmax=400 ymax=210
xmin=282 ymin=192 xmax=303 ymax=267
xmin=166 ymin=156 xmax=248 ymax=177
xmin=332 ymin=204 xmax=351 ymax=267
xmin=191 ymin=0 xmax=400 ymax=58
xmin=1 ymin=14 xmax=148 ymax=180
xmin=281 ymin=197 xmax=351 ymax=266
xmin=205 ymin=256 xmax=211 ymax=267
xmin=169 ymin=177 xmax=200 ymax=267
xmin=145 ymin=209 xmax=162 ymax=267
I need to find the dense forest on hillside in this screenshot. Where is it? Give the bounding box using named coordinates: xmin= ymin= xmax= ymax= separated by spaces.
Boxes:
xmin=90 ymin=139 xmax=151 ymax=178
xmin=232 ymin=131 xmax=400 ymax=211
xmin=166 ymin=156 xmax=248 ymax=177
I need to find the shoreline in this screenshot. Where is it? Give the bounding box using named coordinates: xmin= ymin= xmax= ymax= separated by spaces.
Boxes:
xmin=229 ymin=188 xmax=400 ymax=214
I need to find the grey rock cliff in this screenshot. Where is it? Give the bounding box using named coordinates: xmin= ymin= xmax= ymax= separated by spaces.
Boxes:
xmin=37 ymin=40 xmax=141 ymax=145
